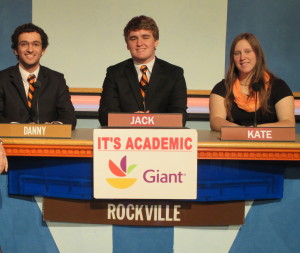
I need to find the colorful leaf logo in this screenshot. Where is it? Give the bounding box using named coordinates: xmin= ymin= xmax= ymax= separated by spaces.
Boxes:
xmin=106 ymin=156 xmax=137 ymax=189
xmin=108 ymin=155 xmax=137 ymax=177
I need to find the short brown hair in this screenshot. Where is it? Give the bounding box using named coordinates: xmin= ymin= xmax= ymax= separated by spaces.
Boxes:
xmin=123 ymin=15 xmax=159 ymax=41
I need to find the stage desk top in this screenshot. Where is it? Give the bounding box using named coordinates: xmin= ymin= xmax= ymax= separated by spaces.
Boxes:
xmin=3 ymin=128 xmax=300 ymax=160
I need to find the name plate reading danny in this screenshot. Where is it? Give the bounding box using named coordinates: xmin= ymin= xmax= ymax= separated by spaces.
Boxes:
xmin=0 ymin=124 xmax=72 ymax=138
xmin=221 ymin=127 xmax=295 ymax=141
xmin=108 ymin=113 xmax=183 ymax=127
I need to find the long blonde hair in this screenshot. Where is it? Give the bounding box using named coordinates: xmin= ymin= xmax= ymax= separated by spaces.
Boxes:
xmin=225 ymin=33 xmax=273 ymax=120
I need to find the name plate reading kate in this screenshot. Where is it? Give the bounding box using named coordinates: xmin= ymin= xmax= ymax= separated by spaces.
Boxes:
xmin=221 ymin=127 xmax=295 ymax=141
xmin=108 ymin=113 xmax=183 ymax=127
xmin=0 ymin=124 xmax=72 ymax=138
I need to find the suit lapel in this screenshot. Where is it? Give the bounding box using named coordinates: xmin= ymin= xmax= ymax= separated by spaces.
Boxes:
xmin=125 ymin=60 xmax=144 ymax=110
xmin=9 ymin=65 xmax=29 ymax=108
xmin=31 ymin=66 xmax=48 ymax=107
xmin=147 ymin=58 xmax=162 ymax=102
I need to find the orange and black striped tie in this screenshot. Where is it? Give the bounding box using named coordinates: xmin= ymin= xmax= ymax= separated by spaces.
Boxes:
xmin=140 ymin=65 xmax=149 ymax=97
xmin=27 ymin=74 xmax=36 ymax=108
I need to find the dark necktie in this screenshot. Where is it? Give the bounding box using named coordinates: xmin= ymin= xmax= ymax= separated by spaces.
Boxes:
xmin=140 ymin=65 xmax=149 ymax=98
xmin=27 ymin=74 xmax=36 ymax=108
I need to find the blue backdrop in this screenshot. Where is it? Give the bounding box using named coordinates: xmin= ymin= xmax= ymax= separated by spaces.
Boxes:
xmin=0 ymin=0 xmax=32 ymax=70
xmin=226 ymin=0 xmax=300 ymax=91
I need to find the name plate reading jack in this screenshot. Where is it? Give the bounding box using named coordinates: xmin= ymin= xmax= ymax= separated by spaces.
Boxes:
xmin=108 ymin=113 xmax=183 ymax=127
xmin=0 ymin=124 xmax=72 ymax=138
xmin=221 ymin=127 xmax=295 ymax=141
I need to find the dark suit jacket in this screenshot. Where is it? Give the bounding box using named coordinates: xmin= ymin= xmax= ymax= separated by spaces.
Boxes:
xmin=0 ymin=65 xmax=76 ymax=129
xmin=99 ymin=58 xmax=187 ymax=126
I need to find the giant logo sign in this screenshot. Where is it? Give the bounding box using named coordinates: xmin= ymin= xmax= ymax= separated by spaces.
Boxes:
xmin=93 ymin=129 xmax=198 ymax=199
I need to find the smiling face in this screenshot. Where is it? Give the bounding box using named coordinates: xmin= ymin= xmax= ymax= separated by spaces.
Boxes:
xmin=126 ymin=29 xmax=158 ymax=64
xmin=14 ymin=32 xmax=46 ymax=73
xmin=233 ymin=39 xmax=257 ymax=80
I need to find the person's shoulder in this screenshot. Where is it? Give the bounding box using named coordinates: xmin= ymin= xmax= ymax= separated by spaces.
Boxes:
xmin=211 ymin=79 xmax=226 ymax=95
xmin=107 ymin=59 xmax=133 ymax=71
xmin=155 ymin=58 xmax=183 ymax=71
xmin=212 ymin=79 xmax=225 ymax=90
xmin=0 ymin=65 xmax=18 ymax=77
xmin=215 ymin=79 xmax=225 ymax=86
xmin=40 ymin=65 xmax=64 ymax=77
xmin=270 ymin=77 xmax=292 ymax=95
xmin=270 ymin=77 xmax=292 ymax=90
xmin=271 ymin=77 xmax=289 ymax=86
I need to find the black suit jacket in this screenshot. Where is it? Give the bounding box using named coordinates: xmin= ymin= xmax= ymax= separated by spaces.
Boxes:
xmin=99 ymin=58 xmax=187 ymax=126
xmin=0 ymin=65 xmax=76 ymax=129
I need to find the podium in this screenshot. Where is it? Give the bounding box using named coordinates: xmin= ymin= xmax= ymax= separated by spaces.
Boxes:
xmin=5 ymin=128 xmax=294 ymax=226
xmin=5 ymin=114 xmax=295 ymax=226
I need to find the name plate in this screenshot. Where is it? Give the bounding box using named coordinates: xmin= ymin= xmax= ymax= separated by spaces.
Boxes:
xmin=0 ymin=124 xmax=72 ymax=138
xmin=108 ymin=113 xmax=183 ymax=127
xmin=221 ymin=127 xmax=295 ymax=141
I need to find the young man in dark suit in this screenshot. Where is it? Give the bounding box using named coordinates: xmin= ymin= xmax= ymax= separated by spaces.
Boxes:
xmin=0 ymin=23 xmax=76 ymax=129
xmin=98 ymin=15 xmax=187 ymax=126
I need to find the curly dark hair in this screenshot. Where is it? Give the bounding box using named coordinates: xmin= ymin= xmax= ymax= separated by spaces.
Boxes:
xmin=11 ymin=23 xmax=49 ymax=50
xmin=123 ymin=15 xmax=159 ymax=41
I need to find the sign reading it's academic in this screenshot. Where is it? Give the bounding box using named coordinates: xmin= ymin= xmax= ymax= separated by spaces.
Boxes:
xmin=93 ymin=129 xmax=198 ymax=199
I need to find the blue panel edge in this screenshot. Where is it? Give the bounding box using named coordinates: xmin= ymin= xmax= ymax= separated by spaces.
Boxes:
xmin=8 ymin=157 xmax=284 ymax=201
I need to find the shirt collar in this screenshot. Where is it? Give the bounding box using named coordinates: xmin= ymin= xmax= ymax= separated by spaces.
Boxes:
xmin=19 ymin=64 xmax=40 ymax=83
xmin=134 ymin=57 xmax=156 ymax=75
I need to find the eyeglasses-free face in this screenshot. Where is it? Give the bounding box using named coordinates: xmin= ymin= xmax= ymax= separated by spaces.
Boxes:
xmin=233 ymin=39 xmax=257 ymax=80
xmin=126 ymin=29 xmax=158 ymax=64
